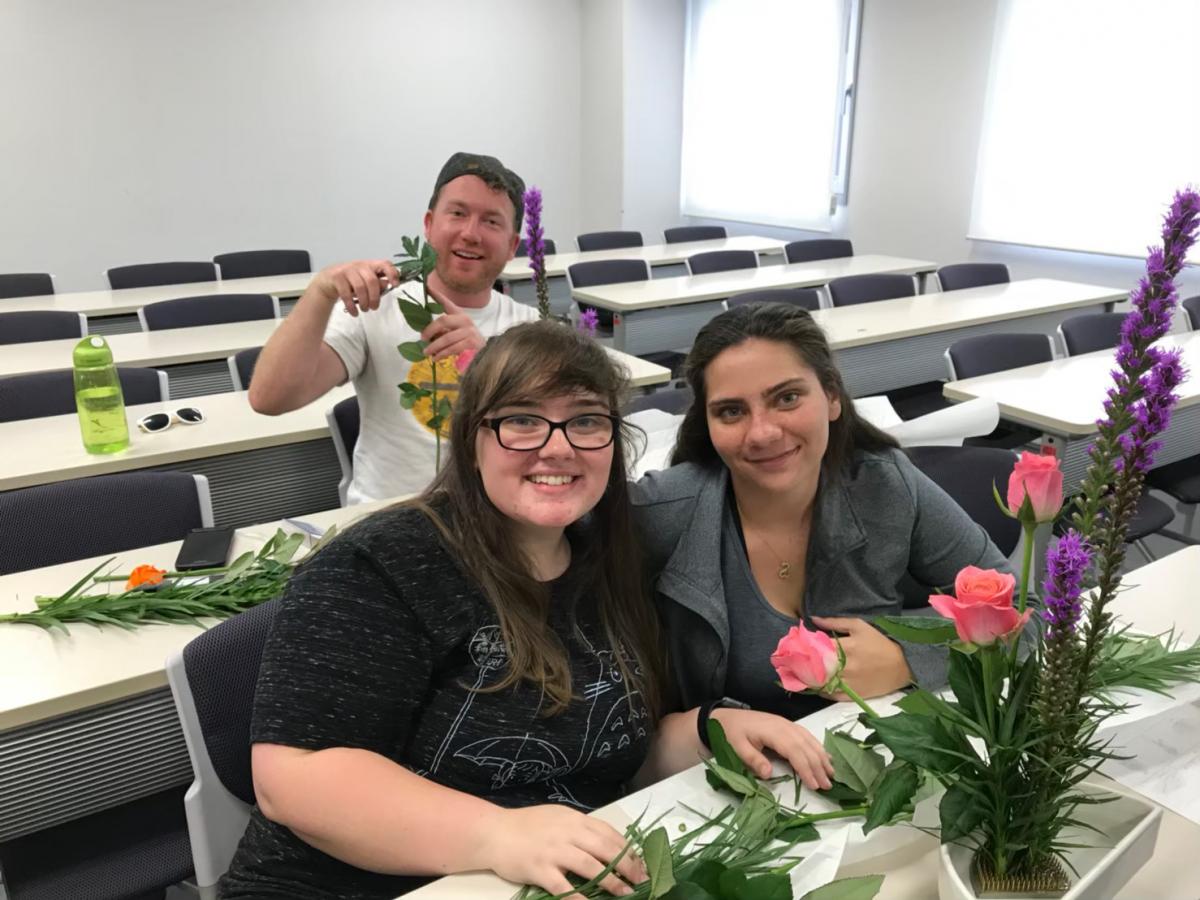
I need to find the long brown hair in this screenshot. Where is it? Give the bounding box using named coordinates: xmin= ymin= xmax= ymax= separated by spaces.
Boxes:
xmin=671 ymin=302 xmax=898 ymax=470
xmin=409 ymin=321 xmax=663 ymax=717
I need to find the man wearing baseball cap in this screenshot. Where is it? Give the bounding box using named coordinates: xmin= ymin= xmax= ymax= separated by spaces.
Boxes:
xmin=250 ymin=152 xmax=538 ymax=502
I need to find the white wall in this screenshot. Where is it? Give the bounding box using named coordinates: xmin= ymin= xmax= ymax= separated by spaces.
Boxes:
xmin=578 ymin=0 xmax=625 ymax=235
xmin=0 ymin=0 xmax=583 ymax=291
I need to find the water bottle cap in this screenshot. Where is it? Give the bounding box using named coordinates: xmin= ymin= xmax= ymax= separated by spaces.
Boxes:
xmin=73 ymin=335 xmax=113 ymax=367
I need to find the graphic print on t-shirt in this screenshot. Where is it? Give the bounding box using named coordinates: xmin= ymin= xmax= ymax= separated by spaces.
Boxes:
xmin=402 ymin=355 xmax=462 ymax=438
xmin=419 ymin=624 xmax=648 ymax=809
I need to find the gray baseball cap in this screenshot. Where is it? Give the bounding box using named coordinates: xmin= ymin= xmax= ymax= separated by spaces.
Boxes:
xmin=429 ymin=151 xmax=526 ymax=230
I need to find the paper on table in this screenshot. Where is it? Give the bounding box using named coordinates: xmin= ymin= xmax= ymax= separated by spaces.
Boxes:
xmin=628 ymin=409 xmax=684 ymax=477
xmin=886 ymin=397 xmax=1000 ymax=447
xmin=1102 ymin=697 xmax=1200 ymax=826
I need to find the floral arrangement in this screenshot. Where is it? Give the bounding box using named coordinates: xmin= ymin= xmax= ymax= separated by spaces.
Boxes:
xmin=523 ymin=187 xmax=552 ymax=320
xmin=0 ymin=529 xmax=327 ymax=631
xmin=771 ymin=189 xmax=1200 ymax=894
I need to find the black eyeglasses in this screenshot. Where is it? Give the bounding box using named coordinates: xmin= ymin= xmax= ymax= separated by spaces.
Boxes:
xmin=481 ymin=413 xmax=619 ymax=451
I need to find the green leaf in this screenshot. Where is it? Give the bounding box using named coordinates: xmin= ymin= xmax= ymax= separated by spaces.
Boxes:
xmin=437 ymin=395 xmax=453 ymax=417
xmin=824 ymin=731 xmax=884 ymax=796
xmin=939 ymin=782 xmax=985 ymax=842
xmin=427 ymin=301 xmax=445 ymax=315
xmin=999 ymin=653 xmax=1038 ymax=745
xmin=426 ymin=414 xmax=444 ymax=431
xmin=222 ymin=550 xmax=256 ymax=581
xmin=870 ymin=713 xmax=975 ymax=775
xmin=704 ymin=760 xmax=761 ymax=798
xmin=643 ymin=827 xmax=676 ymax=898
xmin=873 ymin=615 xmax=958 ymax=644
xmin=799 ymin=874 xmax=885 ymax=900
xmin=399 ymin=392 xmax=417 ymax=409
xmin=398 ymin=297 xmax=432 ymax=331
xmin=739 ymin=873 xmax=791 ymax=900
xmin=397 ymin=340 xmax=427 ymax=362
xmin=663 ymin=885 xmax=717 ymax=900
xmin=270 ymin=532 xmax=306 ymax=563
xmin=863 ymin=760 xmax=920 ymax=834
xmin=773 ymin=815 xmax=820 ymax=843
xmin=894 ymin=689 xmax=944 ymax=717
xmin=707 ymin=718 xmax=754 ymax=779
xmin=400 ymin=235 xmax=417 ymax=259
xmin=817 ymin=778 xmax=867 ymax=807
xmin=718 ymin=869 xmax=747 ymax=897
xmin=947 ymin=650 xmax=984 ymax=716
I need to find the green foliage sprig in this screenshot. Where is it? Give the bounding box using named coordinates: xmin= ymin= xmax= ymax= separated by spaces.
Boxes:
xmin=0 ymin=529 xmax=329 ymax=631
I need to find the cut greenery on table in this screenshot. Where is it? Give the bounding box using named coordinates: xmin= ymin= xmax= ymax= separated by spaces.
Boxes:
xmin=0 ymin=529 xmax=328 ymax=631
xmin=514 ymin=720 xmax=885 ymax=900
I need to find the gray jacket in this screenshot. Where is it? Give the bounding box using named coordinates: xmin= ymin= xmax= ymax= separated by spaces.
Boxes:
xmin=630 ymin=449 xmax=1015 ymax=710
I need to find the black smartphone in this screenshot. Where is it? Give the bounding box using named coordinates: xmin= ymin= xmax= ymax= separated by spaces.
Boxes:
xmin=174 ymin=526 xmax=236 ymax=571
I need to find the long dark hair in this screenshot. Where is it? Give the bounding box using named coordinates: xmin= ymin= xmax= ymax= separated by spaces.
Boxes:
xmin=671 ymin=303 xmax=898 ymax=471
xmin=410 ymin=321 xmax=663 ymax=717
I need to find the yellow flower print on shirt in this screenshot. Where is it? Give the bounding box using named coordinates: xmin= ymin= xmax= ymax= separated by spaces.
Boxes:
xmin=401 ymin=355 xmax=462 ymax=438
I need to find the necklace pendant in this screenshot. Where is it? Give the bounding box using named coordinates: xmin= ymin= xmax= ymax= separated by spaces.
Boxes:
xmin=777 ymin=562 xmax=791 ymax=580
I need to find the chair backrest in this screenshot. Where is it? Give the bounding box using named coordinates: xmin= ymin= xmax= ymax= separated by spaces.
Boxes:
xmin=166 ymin=597 xmax=281 ymax=892
xmin=0 ymin=310 xmax=86 ymax=345
xmin=827 ymin=273 xmax=916 ymax=307
xmin=326 ymin=395 xmax=360 ymax=506
xmin=515 ymin=238 xmax=557 ymax=257
xmin=566 ymin=259 xmax=650 ymax=330
xmin=726 ymin=287 xmax=822 ymax=311
xmin=1058 ymin=312 xmax=1125 ymax=356
xmin=664 ymin=225 xmax=727 ymax=244
xmin=0 ymin=472 xmax=212 ymax=575
xmin=107 ymin=261 xmax=218 ymax=290
xmin=936 ymin=263 xmax=1010 ymax=292
xmin=904 ymin=445 xmax=1022 ymax=557
xmin=1182 ymin=295 xmax=1200 ymax=330
xmin=945 ymin=332 xmax=1055 ymax=381
xmin=576 ymin=230 xmax=644 ymax=252
xmin=783 ymin=239 xmax=853 ymax=264
xmin=625 ymin=384 xmax=694 ymax=416
xmin=686 ymin=250 xmax=759 ymax=277
xmin=0 ymin=367 xmax=168 ymax=423
xmin=139 ymin=294 xmax=278 ymax=331
xmin=213 ymin=249 xmax=310 ymax=280
xmin=0 ymin=272 xmax=54 ymax=299
xmin=228 ymin=347 xmax=263 ymax=391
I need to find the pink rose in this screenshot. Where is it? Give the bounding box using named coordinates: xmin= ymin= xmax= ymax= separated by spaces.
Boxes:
xmin=1006 ymin=447 xmax=1063 ymax=524
xmin=770 ymin=624 xmax=840 ymax=692
xmin=454 ymin=348 xmax=477 ymax=374
xmin=928 ymin=566 xmax=1031 ymax=646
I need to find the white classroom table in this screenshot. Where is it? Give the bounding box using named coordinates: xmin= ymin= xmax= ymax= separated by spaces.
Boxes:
xmin=0 ymin=349 xmax=670 ymax=524
xmin=0 ymin=318 xmax=283 ymax=397
xmin=944 ymin=330 xmax=1200 ymax=487
xmin=412 ymin=546 xmax=1200 ymax=899
xmin=498 ymin=235 xmax=788 ymax=283
xmin=0 ymin=273 xmax=313 ymax=334
xmin=570 ymin=255 xmax=938 ymax=356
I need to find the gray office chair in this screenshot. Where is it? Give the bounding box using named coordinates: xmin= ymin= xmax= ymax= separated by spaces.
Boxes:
xmin=783 ymin=239 xmax=853 ymax=264
xmin=213 ymin=250 xmax=311 ymax=280
xmin=228 ymin=347 xmax=262 ymax=392
xmin=936 ymin=263 xmax=1011 ymax=292
xmin=138 ymin=294 xmax=279 ymax=331
xmin=727 ymin=288 xmax=821 ymax=311
xmin=905 ymin=445 xmax=1022 ymax=557
xmin=1057 ymin=312 xmax=1126 ymax=356
xmin=0 ymin=471 xmax=213 ymax=575
xmin=945 ymin=332 xmax=1055 ymax=382
xmin=0 ymin=367 xmax=168 ymax=423
xmin=566 ymin=259 xmax=651 ymax=331
xmin=0 ymin=310 xmax=86 ymax=345
xmin=664 ymin=226 xmax=726 ymax=243
xmin=576 ymin=231 xmax=643 ymax=252
xmin=624 ymin=384 xmax=694 ymax=416
xmin=827 ymin=273 xmax=916 ymax=307
xmin=1182 ymin=295 xmax=1200 ymax=330
xmin=107 ymin=261 xmax=218 ymax=290
xmin=686 ymin=250 xmax=758 ymax=276
xmin=326 ymin=396 xmax=360 ymax=507
xmin=166 ymin=597 xmax=282 ymax=900
xmin=0 ymin=272 xmax=54 ymax=300
xmin=516 ymin=238 xmax=557 ymax=256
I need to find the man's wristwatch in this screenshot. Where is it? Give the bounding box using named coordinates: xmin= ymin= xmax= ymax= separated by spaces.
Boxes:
xmin=697 ymin=696 xmax=750 ymax=750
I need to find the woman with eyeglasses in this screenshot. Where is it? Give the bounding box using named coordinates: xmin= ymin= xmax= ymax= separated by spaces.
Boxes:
xmin=220 ymin=320 xmax=831 ymax=900
xmin=632 ymin=303 xmax=1017 ymax=777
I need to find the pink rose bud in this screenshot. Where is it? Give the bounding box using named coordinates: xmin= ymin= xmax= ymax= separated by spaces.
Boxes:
xmin=1006 ymin=447 xmax=1064 ymax=524
xmin=928 ymin=566 xmax=1031 ymax=646
xmin=770 ymin=623 xmax=840 ymax=692
xmin=454 ymin=348 xmax=477 ymax=374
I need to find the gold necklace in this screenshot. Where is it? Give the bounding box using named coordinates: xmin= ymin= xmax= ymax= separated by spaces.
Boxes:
xmin=738 ymin=505 xmax=794 ymax=580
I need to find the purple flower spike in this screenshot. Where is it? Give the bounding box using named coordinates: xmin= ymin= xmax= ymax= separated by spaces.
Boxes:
xmin=577 ymin=307 xmax=599 ymax=339
xmin=523 ymin=187 xmax=551 ymax=320
xmin=1042 ymin=531 xmax=1091 ymax=639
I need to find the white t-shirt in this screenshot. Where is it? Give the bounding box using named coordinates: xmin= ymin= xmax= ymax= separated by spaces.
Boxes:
xmin=323 ymin=284 xmax=538 ymax=503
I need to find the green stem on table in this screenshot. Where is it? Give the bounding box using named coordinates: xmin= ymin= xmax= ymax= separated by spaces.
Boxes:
xmin=93 ymin=566 xmax=228 ymax=583
xmin=786 ymin=806 xmax=869 ymax=824
xmin=835 ymin=680 xmax=879 ymax=719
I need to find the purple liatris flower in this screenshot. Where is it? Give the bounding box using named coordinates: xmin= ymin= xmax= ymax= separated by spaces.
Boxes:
xmin=1041 ymin=531 xmax=1091 ymax=639
xmin=577 ymin=307 xmax=599 ymax=338
xmin=523 ymin=187 xmax=551 ymax=319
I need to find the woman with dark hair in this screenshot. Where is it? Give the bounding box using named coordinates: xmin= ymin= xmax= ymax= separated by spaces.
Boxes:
xmin=222 ymin=321 xmax=721 ymax=900
xmin=633 ymin=303 xmax=1015 ymax=774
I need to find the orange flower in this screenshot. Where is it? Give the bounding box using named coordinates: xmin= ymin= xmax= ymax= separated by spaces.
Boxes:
xmin=125 ymin=564 xmax=167 ymax=591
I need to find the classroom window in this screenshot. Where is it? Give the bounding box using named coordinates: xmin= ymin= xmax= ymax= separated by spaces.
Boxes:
xmin=680 ymin=0 xmax=859 ymax=231
xmin=968 ymin=0 xmax=1200 ymax=258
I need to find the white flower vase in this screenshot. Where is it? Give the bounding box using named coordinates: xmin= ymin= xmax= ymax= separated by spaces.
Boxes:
xmin=937 ymin=781 xmax=1162 ymax=900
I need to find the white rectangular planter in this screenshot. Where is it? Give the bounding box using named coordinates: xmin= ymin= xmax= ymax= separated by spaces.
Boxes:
xmin=938 ymin=781 xmax=1162 ymax=900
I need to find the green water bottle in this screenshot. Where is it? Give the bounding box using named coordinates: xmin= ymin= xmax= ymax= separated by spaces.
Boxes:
xmin=73 ymin=335 xmax=130 ymax=454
